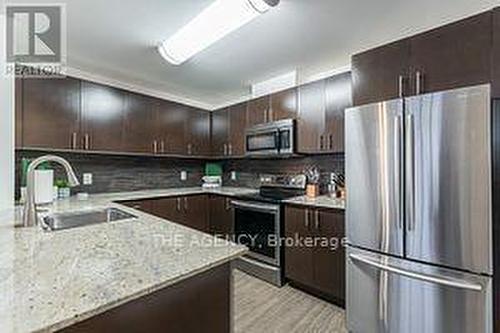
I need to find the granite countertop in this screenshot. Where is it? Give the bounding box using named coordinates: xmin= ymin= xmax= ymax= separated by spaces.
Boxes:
xmin=0 ymin=187 xmax=254 ymax=333
xmin=283 ymin=195 xmax=346 ymax=210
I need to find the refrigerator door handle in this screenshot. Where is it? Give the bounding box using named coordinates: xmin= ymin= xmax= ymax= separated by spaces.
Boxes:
xmin=406 ymin=113 xmax=415 ymax=231
xmin=349 ymin=253 xmax=483 ymax=292
xmin=394 ymin=115 xmax=403 ymax=229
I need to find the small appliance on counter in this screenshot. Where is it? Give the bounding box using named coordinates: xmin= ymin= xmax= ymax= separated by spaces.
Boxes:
xmin=202 ymin=176 xmax=222 ymax=189
xmin=202 ymin=163 xmax=223 ymax=188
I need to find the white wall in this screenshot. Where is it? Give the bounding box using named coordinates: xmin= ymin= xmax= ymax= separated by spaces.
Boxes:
xmin=0 ymin=10 xmax=15 ymax=210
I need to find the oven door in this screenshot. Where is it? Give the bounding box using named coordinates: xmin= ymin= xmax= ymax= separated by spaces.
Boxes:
xmin=246 ymin=129 xmax=280 ymax=156
xmin=232 ymin=200 xmax=281 ymax=267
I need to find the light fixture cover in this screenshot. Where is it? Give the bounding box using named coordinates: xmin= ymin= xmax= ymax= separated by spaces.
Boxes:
xmin=158 ymin=0 xmax=279 ymax=65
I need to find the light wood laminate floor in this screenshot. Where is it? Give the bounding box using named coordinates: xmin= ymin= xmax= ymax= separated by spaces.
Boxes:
xmin=233 ymin=270 xmax=348 ymax=333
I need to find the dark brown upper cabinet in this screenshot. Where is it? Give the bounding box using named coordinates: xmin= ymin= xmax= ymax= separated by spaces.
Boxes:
xmin=187 ymin=108 xmax=211 ymax=156
xmin=270 ymin=87 xmax=298 ymax=121
xmin=15 ymin=78 xmax=23 ymax=148
xmin=494 ymin=7 xmax=500 ymax=98
xmin=352 ymin=10 xmax=494 ymax=106
xmin=123 ymin=92 xmax=156 ymax=154
xmin=247 ymin=95 xmax=270 ymax=126
xmin=351 ymin=39 xmax=410 ymax=106
xmin=228 ymin=102 xmax=247 ymax=157
xmin=211 ymin=108 xmax=229 ymax=156
xmin=155 ymin=100 xmax=187 ymax=156
xmin=297 ymin=79 xmax=326 ymax=153
xmin=81 ymin=81 xmax=126 ymax=152
xmin=22 ymin=77 xmax=81 ymax=150
xmin=325 ymin=72 xmax=352 ymax=153
xmin=409 ymin=11 xmax=492 ymax=96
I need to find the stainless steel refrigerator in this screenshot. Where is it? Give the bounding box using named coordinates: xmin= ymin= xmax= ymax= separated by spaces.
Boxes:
xmin=345 ymin=84 xmax=493 ymax=333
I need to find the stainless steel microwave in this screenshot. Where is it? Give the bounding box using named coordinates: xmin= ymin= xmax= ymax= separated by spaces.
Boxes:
xmin=245 ymin=119 xmax=295 ymax=156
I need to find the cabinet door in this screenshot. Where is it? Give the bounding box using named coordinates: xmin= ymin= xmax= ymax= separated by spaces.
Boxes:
xmin=284 ymin=206 xmax=315 ymax=287
xmin=297 ymin=80 xmax=326 ymax=153
xmin=351 ymin=39 xmax=410 ymax=106
xmin=15 ymin=77 xmax=23 ymax=148
xmin=211 ymin=108 xmax=229 ymax=156
xmin=121 ymin=200 xmax=155 ymax=215
xmin=313 ymin=210 xmax=345 ymax=303
xmin=247 ymin=95 xmax=270 ymax=126
xmin=493 ymin=8 xmax=500 ymax=98
xmin=208 ymin=196 xmax=233 ymax=237
xmin=228 ymin=102 xmax=247 ymax=156
xmin=270 ymin=87 xmax=297 ymax=121
xmin=325 ymin=72 xmax=352 ymax=153
xmin=150 ymin=197 xmax=182 ymax=222
xmin=409 ymin=11 xmax=492 ymax=95
xmin=123 ymin=93 xmax=156 ymax=154
xmin=184 ymin=195 xmax=209 ymax=232
xmin=156 ymin=100 xmax=187 ymax=155
xmin=187 ymin=108 xmax=210 ymax=156
xmin=22 ymin=77 xmax=80 ymax=149
xmin=81 ymin=81 xmax=126 ymax=152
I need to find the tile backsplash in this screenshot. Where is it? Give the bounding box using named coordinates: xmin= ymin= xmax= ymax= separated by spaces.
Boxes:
xmin=15 ymin=150 xmax=345 ymax=199
xmin=15 ymin=150 xmax=205 ymax=199
xmin=221 ymin=154 xmax=345 ymax=192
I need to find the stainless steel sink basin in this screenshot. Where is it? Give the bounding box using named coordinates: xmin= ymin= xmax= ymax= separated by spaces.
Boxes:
xmin=41 ymin=208 xmax=137 ymax=231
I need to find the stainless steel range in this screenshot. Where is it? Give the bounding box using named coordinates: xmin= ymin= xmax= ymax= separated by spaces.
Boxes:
xmin=232 ymin=174 xmax=306 ymax=286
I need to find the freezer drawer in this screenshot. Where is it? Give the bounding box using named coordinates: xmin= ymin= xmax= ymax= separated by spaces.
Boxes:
xmin=347 ymin=247 xmax=492 ymax=333
xmin=405 ymin=84 xmax=492 ymax=274
xmin=345 ymin=99 xmax=404 ymax=256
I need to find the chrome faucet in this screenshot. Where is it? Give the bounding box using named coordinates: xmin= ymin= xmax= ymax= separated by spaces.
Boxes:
xmin=23 ymin=155 xmax=80 ymax=227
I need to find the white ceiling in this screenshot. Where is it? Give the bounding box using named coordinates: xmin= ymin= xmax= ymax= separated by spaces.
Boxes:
xmin=9 ymin=0 xmax=500 ymax=109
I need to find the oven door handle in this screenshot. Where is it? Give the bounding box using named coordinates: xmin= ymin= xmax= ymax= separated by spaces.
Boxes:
xmin=231 ymin=200 xmax=280 ymax=213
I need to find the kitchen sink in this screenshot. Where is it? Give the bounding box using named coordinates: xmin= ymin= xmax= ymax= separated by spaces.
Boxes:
xmin=41 ymin=207 xmax=137 ymax=231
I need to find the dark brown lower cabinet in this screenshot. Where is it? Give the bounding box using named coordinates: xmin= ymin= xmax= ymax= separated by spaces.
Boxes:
xmin=120 ymin=195 xmax=209 ymax=233
xmin=59 ymin=263 xmax=231 ymax=333
xmin=208 ymin=195 xmax=233 ymax=237
xmin=284 ymin=205 xmax=345 ymax=305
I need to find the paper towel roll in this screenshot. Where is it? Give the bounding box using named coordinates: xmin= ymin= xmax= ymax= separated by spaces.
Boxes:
xmin=34 ymin=170 xmax=54 ymax=204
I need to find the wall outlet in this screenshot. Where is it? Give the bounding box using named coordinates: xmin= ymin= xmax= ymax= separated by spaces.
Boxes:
xmin=83 ymin=173 xmax=93 ymax=185
xmin=180 ymin=171 xmax=187 ymax=181
xmin=231 ymin=171 xmax=237 ymax=181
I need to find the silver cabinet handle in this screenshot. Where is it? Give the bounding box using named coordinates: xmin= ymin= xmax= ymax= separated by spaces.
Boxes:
xmin=314 ymin=210 xmax=320 ymax=230
xmin=269 ymin=107 xmax=273 ymax=122
xmin=228 ymin=143 xmax=232 ymax=156
xmin=84 ymin=134 xmax=90 ymax=150
xmin=225 ymin=198 xmax=231 ymax=211
xmin=415 ymin=71 xmax=423 ymax=95
xmin=329 ymin=134 xmax=333 ymax=151
xmin=305 ymin=209 xmax=309 ymax=229
xmin=398 ymin=75 xmax=404 ymax=98
xmin=184 ymin=197 xmax=188 ymax=211
xmin=349 ymin=253 xmax=483 ymax=291
xmin=187 ymin=143 xmax=193 ymax=155
xmin=71 ymin=132 xmax=78 ymax=150
xmin=160 ymin=140 xmax=165 ymax=153
xmin=394 ymin=115 xmax=403 ymax=229
xmin=223 ymin=143 xmax=228 ymax=156
xmin=176 ymin=198 xmax=181 ymax=211
xmin=406 ymin=114 xmax=415 ymax=231
xmin=153 ymin=140 xmax=158 ymax=154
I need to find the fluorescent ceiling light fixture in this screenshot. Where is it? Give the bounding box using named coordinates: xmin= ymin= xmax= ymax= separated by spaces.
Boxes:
xmin=158 ymin=0 xmax=279 ymax=65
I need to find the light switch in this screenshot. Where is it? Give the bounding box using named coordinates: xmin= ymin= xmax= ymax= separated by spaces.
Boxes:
xmin=83 ymin=173 xmax=93 ymax=185
xmin=180 ymin=171 xmax=187 ymax=181
xmin=231 ymin=171 xmax=237 ymax=181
